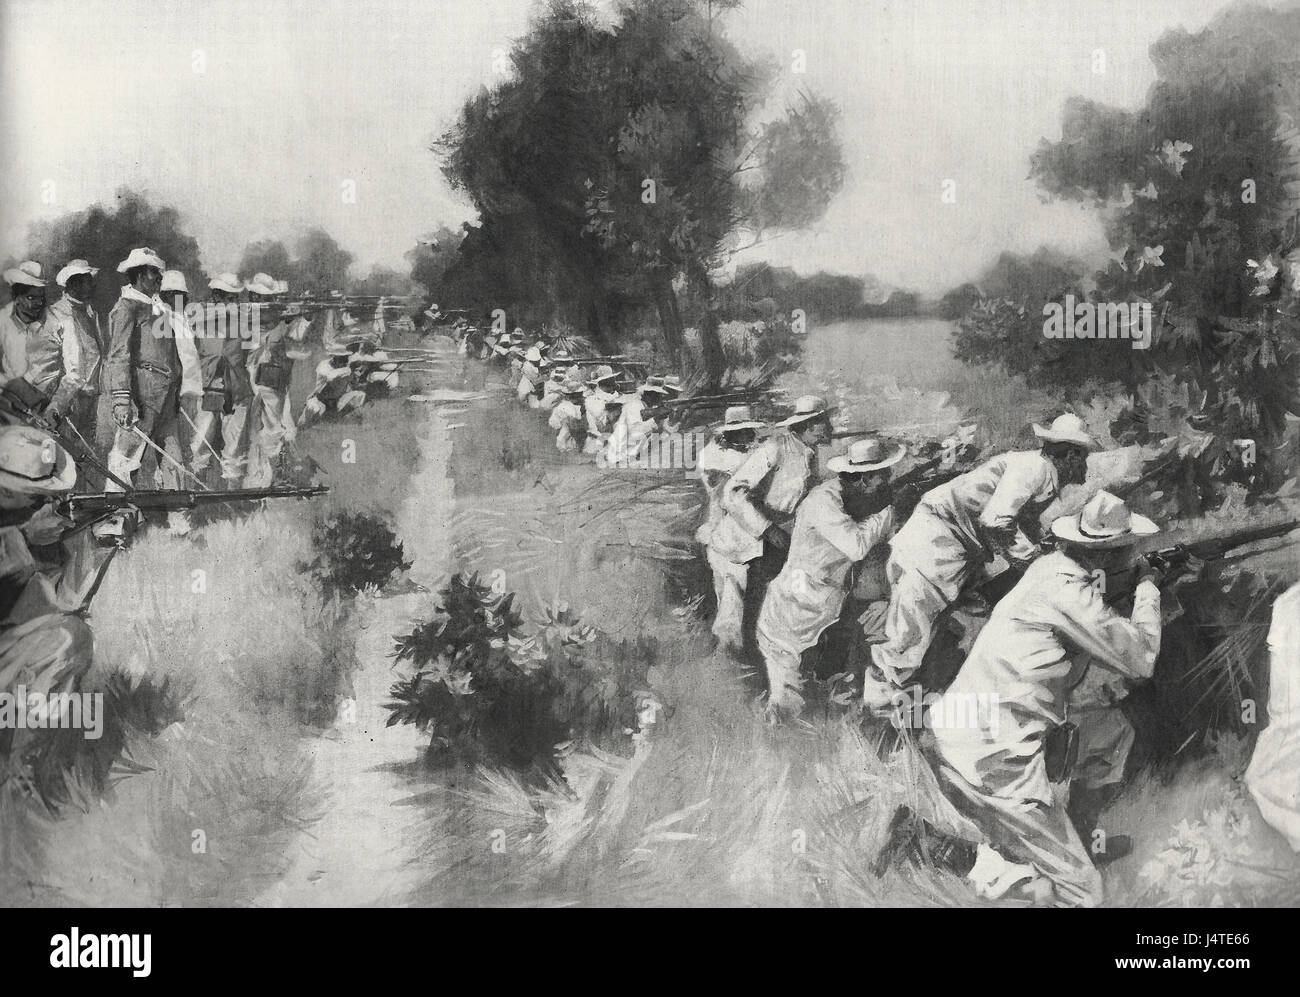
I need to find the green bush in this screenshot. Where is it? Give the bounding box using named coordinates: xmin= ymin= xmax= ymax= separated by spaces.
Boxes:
xmin=301 ymin=510 xmax=412 ymax=598
xmin=385 ymin=574 xmax=652 ymax=772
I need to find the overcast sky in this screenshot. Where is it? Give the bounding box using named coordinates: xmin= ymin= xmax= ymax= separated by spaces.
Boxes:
xmin=1 ymin=0 xmax=1228 ymax=294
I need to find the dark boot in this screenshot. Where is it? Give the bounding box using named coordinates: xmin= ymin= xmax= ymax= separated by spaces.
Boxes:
xmin=872 ymin=805 xmax=978 ymax=878
xmin=1068 ymin=783 xmax=1131 ymax=865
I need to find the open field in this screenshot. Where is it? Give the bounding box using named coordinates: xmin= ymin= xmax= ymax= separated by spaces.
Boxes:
xmin=4 ymin=325 xmax=1299 ymax=908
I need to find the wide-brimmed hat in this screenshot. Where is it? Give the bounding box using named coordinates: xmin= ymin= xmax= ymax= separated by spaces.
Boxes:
xmin=208 ymin=272 xmax=244 ymax=294
xmin=524 ymin=346 xmax=542 ymax=363
xmin=4 ymin=260 xmax=46 ymax=288
xmin=1051 ymin=490 xmax=1159 ymax=548
xmin=561 ymin=373 xmax=586 ymax=396
xmin=716 ymin=405 xmax=764 ymax=433
xmin=662 ymin=375 xmax=683 ymax=395
xmin=0 ymin=425 xmax=77 ymax=494
xmin=827 ymin=438 xmax=906 ymax=474
xmin=245 ymin=272 xmax=279 ymax=296
xmin=1033 ymin=413 xmax=1098 ymax=449
xmin=161 ymin=270 xmax=189 ymax=294
xmin=116 ymin=247 xmax=165 ymax=273
xmin=326 ymin=343 xmax=353 ymax=356
xmin=587 ymin=364 xmax=617 ymax=385
xmin=55 ymin=259 xmax=99 ymax=287
xmin=776 ymin=394 xmax=834 ymax=428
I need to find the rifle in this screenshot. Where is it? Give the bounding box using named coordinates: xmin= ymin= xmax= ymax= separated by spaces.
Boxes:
xmin=1101 ymin=517 xmax=1300 ymax=600
xmin=642 ymin=392 xmax=764 ymax=421
xmin=348 ymin=356 xmax=430 ymax=370
xmin=566 ymin=356 xmax=652 ymax=368
xmin=58 ymin=485 xmax=329 ymax=526
xmin=980 ymin=515 xmax=1300 ymax=609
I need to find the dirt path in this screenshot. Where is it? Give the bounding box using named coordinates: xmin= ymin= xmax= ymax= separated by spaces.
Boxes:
xmin=260 ymin=344 xmax=469 ymax=907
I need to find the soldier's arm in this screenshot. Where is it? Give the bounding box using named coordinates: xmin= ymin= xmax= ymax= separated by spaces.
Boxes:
xmin=979 ymin=458 xmax=1054 ymax=559
xmin=816 ymin=496 xmax=897 ymax=562
xmin=721 ymin=437 xmax=779 ymax=539
xmin=1054 ymin=573 xmax=1162 ymax=682
xmin=105 ymin=302 xmax=135 ymax=413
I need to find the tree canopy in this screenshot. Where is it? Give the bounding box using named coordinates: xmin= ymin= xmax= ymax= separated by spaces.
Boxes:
xmin=438 ymin=0 xmax=844 ymax=381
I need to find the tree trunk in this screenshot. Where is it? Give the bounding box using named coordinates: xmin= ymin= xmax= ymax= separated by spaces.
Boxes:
xmin=698 ymin=306 xmax=727 ymax=390
xmin=652 ymin=269 xmax=685 ymax=369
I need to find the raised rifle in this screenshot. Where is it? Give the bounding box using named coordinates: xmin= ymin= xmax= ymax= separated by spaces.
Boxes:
xmin=566 ymin=356 xmax=652 ymax=368
xmin=1097 ymin=517 xmax=1299 ymax=602
xmin=641 ymin=392 xmax=765 ymax=421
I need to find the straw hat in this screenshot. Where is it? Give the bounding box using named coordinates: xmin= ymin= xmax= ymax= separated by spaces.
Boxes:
xmin=55 ymin=259 xmax=98 ymax=287
xmin=1032 ymin=413 xmax=1097 ymax=449
xmin=0 ymin=425 xmax=77 ymax=494
xmin=4 ymin=261 xmax=46 ymax=287
xmin=1050 ymin=490 xmax=1159 ymax=548
xmin=161 ymin=270 xmax=189 ymax=294
xmin=827 ymin=438 xmax=906 ymax=474
xmin=776 ymin=394 xmax=834 ymax=428
xmin=587 ymin=364 xmax=617 ymax=386
xmin=116 ymin=247 xmax=165 ymax=273
xmin=209 ymin=272 xmax=244 ymax=294
xmin=716 ymin=405 xmax=764 ymax=433
xmin=245 ymin=272 xmax=278 ymax=296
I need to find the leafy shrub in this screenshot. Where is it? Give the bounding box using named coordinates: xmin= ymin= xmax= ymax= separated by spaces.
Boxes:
xmin=385 ymin=574 xmax=652 ymax=772
xmin=301 ymin=510 xmax=412 ymax=598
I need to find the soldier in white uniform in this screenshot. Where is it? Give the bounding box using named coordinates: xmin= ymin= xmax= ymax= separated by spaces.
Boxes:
xmin=547 ymin=374 xmax=588 ymax=453
xmin=876 ymin=492 xmax=1164 ymax=907
xmin=756 ymin=439 xmax=905 ymax=719
xmin=866 ymin=413 xmax=1095 ymax=706
xmin=0 ymin=426 xmax=92 ymax=782
xmin=711 ymin=395 xmax=833 ymax=656
xmin=696 ymin=406 xmax=764 ymax=653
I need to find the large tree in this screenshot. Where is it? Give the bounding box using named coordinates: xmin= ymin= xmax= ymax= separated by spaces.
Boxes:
xmin=1026 ymin=4 xmax=1300 ymax=454
xmin=439 ymin=0 xmax=844 ymax=383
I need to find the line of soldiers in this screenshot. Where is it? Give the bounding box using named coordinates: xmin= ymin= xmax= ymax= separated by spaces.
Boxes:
xmin=0 ymin=252 xmax=319 ymax=511
xmin=456 ymin=323 xmax=688 ymax=461
xmin=447 ymin=314 xmax=1195 ymax=908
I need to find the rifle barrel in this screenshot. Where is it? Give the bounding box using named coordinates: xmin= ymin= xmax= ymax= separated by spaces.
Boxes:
xmin=64 ymin=486 xmax=329 ymax=516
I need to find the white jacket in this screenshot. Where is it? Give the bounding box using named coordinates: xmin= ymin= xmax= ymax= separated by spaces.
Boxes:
xmin=758 ymin=479 xmax=896 ymax=654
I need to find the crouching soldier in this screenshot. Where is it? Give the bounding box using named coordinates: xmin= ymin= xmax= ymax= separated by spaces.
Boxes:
xmin=0 ymin=426 xmax=94 ymax=784
xmin=756 ymin=439 xmax=905 ymax=720
xmin=866 ymin=413 xmax=1095 ymax=708
xmin=875 ymin=492 xmax=1164 ymax=907
xmin=300 ymin=344 xmax=367 ymax=429
xmin=547 ymin=374 xmax=588 ymax=453
xmin=696 ymin=406 xmax=764 ymax=655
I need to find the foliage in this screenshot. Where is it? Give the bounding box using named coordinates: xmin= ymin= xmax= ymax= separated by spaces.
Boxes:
xmin=15 ymin=187 xmax=206 ymax=316
xmin=1137 ymin=786 xmax=1258 ymax=907
xmin=1030 ymin=8 xmax=1300 ymax=450
xmin=302 ymin=510 xmax=412 ymax=598
xmin=438 ymin=0 xmax=843 ymax=380
xmin=237 ymin=228 xmax=355 ymax=296
xmin=950 ymin=8 xmax=1300 ymax=509
xmin=385 ymin=575 xmax=651 ymax=771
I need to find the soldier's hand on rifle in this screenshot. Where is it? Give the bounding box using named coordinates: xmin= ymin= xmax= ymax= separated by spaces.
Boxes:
xmin=113 ymin=399 xmax=136 ymax=428
xmin=891 ymin=482 xmax=923 ymax=517
xmin=21 ymin=502 xmax=74 ymax=547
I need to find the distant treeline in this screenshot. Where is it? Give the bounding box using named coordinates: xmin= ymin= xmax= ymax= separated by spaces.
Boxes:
xmin=714 ymin=262 xmax=928 ymax=324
